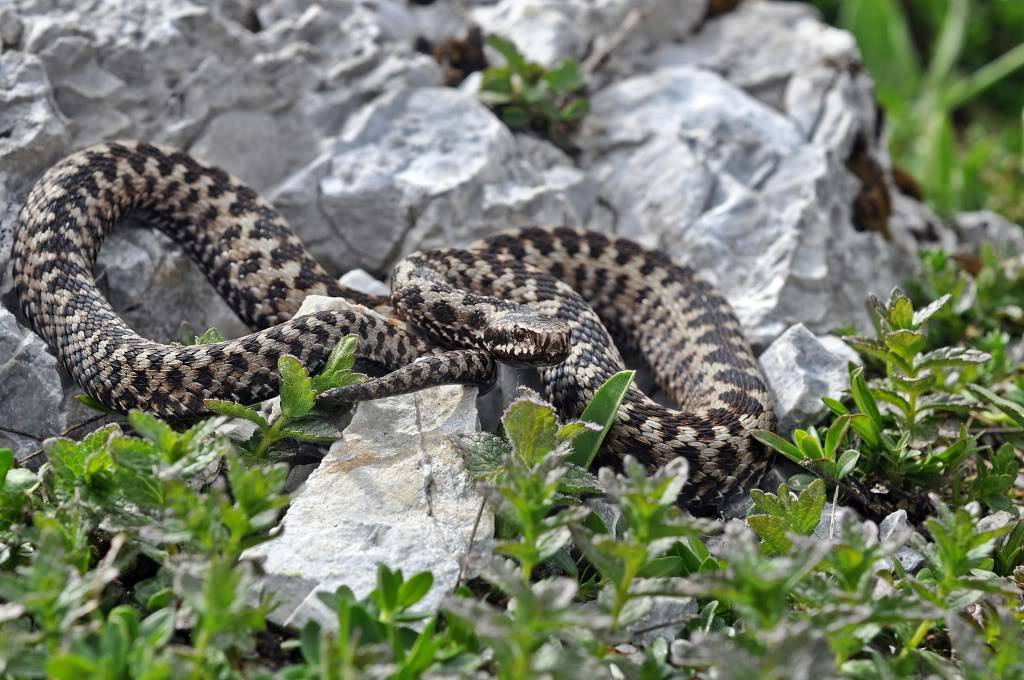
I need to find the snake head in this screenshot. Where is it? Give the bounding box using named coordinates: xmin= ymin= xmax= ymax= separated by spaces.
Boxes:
xmin=484 ymin=310 xmax=571 ymax=368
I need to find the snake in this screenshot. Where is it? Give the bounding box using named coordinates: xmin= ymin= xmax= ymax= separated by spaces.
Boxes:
xmin=11 ymin=141 xmax=775 ymax=511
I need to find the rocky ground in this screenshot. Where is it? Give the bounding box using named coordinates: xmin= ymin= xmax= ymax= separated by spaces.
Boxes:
xmin=0 ymin=0 xmax=1017 ymax=621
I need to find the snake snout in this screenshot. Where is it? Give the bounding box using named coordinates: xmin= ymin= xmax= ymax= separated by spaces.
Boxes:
xmin=484 ymin=311 xmax=571 ymax=368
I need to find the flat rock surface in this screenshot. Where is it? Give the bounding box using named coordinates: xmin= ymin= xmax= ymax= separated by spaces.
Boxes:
xmin=244 ymin=384 xmax=492 ymax=630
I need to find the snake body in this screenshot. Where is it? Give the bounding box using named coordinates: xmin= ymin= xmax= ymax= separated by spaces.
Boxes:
xmin=12 ymin=141 xmax=774 ymax=510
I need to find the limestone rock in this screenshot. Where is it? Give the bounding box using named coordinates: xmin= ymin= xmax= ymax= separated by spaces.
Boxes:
xmin=759 ymin=324 xmax=860 ymax=434
xmin=0 ymin=307 xmax=67 ymax=457
xmin=270 ymin=86 xmax=589 ymax=275
xmin=244 ymin=385 xmax=492 ymax=630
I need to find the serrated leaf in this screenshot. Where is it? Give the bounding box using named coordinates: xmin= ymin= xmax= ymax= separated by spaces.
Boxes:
xmin=558 ymin=463 xmax=601 ymax=495
xmin=883 ymin=328 xmax=927 ymax=358
xmin=793 ymin=479 xmax=826 ymax=534
xmin=887 ymin=293 xmax=915 ymax=329
xmin=194 ymin=326 xmax=225 ymax=345
xmin=843 ymin=336 xmax=893 ymax=364
xmin=891 ymin=372 xmax=937 ymax=395
xmin=204 ymin=399 xmax=269 ymax=429
xmin=911 ymin=294 xmax=951 ymax=325
xmin=569 ymin=370 xmax=635 ymax=468
xmin=278 ymin=355 xmax=316 ymax=420
xmin=917 ymin=346 xmax=992 ymax=369
xmin=127 ymin=410 xmax=177 ymax=452
xmin=502 ymin=397 xmax=558 ymax=464
xmin=746 ymin=515 xmax=792 ymax=556
xmin=453 ymin=432 xmax=510 ymax=480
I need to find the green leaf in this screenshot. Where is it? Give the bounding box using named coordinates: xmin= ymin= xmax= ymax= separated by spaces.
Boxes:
xmin=194 ymin=326 xmax=225 ymax=345
xmin=300 ymin=620 xmax=322 ymax=666
xmin=883 ymin=329 xmax=927 ymax=358
xmin=502 ymin=397 xmax=559 ymax=464
xmin=0 ymin=448 xmax=12 ymax=485
xmin=559 ymin=98 xmax=590 ymax=122
xmin=127 ymin=410 xmax=177 ymax=452
xmin=204 ymin=399 xmax=269 ymax=429
xmin=839 ymin=0 xmax=921 ymax=105
xmin=836 ymin=449 xmax=861 ymax=480
xmin=793 ymin=479 xmax=826 ymax=534
xmin=922 ymin=0 xmax=968 ymax=92
xmin=822 ymin=397 xmax=850 ymax=416
xmin=486 ymin=34 xmax=528 ymax=73
xmin=76 ymin=393 xmax=112 ymax=413
xmin=746 ymin=515 xmax=792 ymax=556
xmin=752 ymin=430 xmax=802 ymax=463
xmin=454 ymin=432 xmax=510 ymax=480
xmin=558 ymin=463 xmax=601 ymax=496
xmin=843 ymin=336 xmax=893 ymax=364
xmin=849 ymin=367 xmax=883 ymax=426
xmin=968 ymin=384 xmax=1024 ymax=427
xmin=569 ymin=370 xmax=635 ymax=468
xmin=480 ymin=68 xmax=513 ymax=95
xmin=46 ymin=655 xmax=98 ymax=679
xmin=544 ymin=59 xmax=584 ymax=92
xmin=917 ymin=346 xmax=992 ymax=369
xmin=499 ymin=106 xmax=531 ymax=128
xmin=278 ymin=355 xmax=316 ymax=420
xmin=911 ymin=294 xmax=952 ymax=325
xmin=397 ymin=572 xmax=434 ymax=609
xmin=823 ymin=416 xmax=851 ymax=459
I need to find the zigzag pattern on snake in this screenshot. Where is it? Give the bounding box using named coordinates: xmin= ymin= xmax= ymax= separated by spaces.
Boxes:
xmin=11 ymin=141 xmax=775 ymax=511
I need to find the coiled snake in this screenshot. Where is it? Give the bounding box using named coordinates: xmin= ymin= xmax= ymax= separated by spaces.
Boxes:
xmin=11 ymin=141 xmax=774 ymax=511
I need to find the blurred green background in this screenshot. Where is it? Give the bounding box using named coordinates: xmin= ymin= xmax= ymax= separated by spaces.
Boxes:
xmin=805 ymin=0 xmax=1024 ymax=223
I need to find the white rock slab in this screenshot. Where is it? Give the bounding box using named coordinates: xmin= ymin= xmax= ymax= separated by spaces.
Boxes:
xmin=245 ymin=384 xmax=492 ymax=630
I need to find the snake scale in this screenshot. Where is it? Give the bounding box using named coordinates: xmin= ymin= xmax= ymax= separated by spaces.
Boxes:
xmin=11 ymin=141 xmax=775 ymax=511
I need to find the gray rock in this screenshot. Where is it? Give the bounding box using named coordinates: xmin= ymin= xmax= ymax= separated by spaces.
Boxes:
xmin=955 ymin=211 xmax=1024 ymax=255
xmin=0 ymin=307 xmax=67 ymax=457
xmin=97 ymin=228 xmax=250 ymax=344
xmin=878 ymin=509 xmax=926 ymax=574
xmin=759 ymin=324 xmax=860 ymax=434
xmin=578 ymin=65 xmax=913 ymax=347
xmin=338 ymin=269 xmax=391 ymax=297
xmin=244 ymin=384 xmax=492 ymax=630
xmin=0 ymin=51 xmax=70 ymax=296
xmin=271 ymin=86 xmax=588 ymax=275
xmin=813 ymin=503 xmax=859 ymax=541
xmin=472 ymin=0 xmax=705 ymax=72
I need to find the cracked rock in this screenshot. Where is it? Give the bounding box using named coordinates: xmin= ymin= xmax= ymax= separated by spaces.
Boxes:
xmin=270 ymin=86 xmax=590 ymax=275
xmin=759 ymin=324 xmax=860 ymax=434
xmin=0 ymin=307 xmax=67 ymax=457
xmin=578 ymin=64 xmax=916 ymax=346
xmin=243 ymin=384 xmax=492 ymax=630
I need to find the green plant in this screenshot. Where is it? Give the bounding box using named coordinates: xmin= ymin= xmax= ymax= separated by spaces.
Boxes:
xmin=479 ymin=35 xmax=589 ymax=147
xmin=758 ymin=289 xmax=1000 ymax=503
xmin=833 ymin=0 xmax=1024 ymax=216
xmin=206 ymin=335 xmax=366 ymax=458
